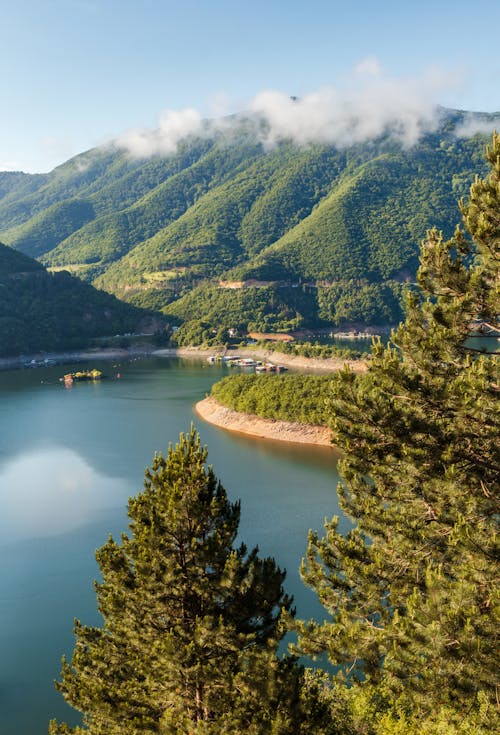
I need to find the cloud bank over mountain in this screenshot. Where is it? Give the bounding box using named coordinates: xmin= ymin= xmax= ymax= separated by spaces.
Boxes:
xmin=116 ymin=62 xmax=484 ymax=158
xmin=454 ymin=113 xmax=500 ymax=138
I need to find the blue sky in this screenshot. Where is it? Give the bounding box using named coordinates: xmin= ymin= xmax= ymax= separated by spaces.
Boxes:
xmin=1 ymin=0 xmax=499 ymax=173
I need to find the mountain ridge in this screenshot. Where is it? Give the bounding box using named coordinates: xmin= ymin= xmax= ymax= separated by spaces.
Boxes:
xmin=0 ymin=109 xmax=496 ymax=333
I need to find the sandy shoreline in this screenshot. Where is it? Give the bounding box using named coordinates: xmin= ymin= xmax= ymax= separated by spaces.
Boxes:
xmin=195 ymin=396 xmax=333 ymax=447
xmin=188 ymin=346 xmax=360 ymax=446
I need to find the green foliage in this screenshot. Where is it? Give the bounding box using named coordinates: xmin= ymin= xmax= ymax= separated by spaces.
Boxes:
xmin=92 ymin=142 xmax=321 ymax=296
xmin=314 ymin=681 xmax=497 ymax=735
xmin=49 ymin=429 xmax=317 ymax=735
xmin=43 ymin=138 xmax=262 ymax=279
xmin=317 ymin=281 xmax=404 ymax=325
xmin=164 ymin=283 xmax=319 ymax=335
xmin=162 ymin=278 xmax=402 ymax=337
xmin=173 ymin=319 xmax=218 ymax=347
xmin=286 ymin=676 xmax=497 ymax=735
xmin=1 ymin=198 xmax=95 ymax=258
xmin=235 ymin=162 xmax=373 ymax=283
xmin=0 ymin=242 xmax=157 ymax=356
xmin=211 ymin=373 xmax=333 ymax=425
xmin=0 ymin=170 xmax=47 ymax=202
xmin=232 ymin=137 xmax=488 ymax=286
xmin=258 ymin=339 xmax=365 ymax=359
xmin=0 ymin=147 xmax=120 ymax=231
xmin=0 ymin=241 xmax=42 ymax=273
xmin=296 ymin=134 xmax=499 ymax=726
xmin=238 ymin=146 xmax=346 ymax=256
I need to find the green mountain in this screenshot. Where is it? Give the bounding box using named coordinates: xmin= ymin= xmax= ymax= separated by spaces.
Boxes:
xmin=0 ymin=110 xmax=495 ymax=333
xmin=0 ymin=242 xmax=158 ymax=357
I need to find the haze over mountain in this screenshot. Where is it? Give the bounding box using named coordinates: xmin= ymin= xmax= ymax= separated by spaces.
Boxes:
xmin=0 ymin=107 xmax=497 ymax=336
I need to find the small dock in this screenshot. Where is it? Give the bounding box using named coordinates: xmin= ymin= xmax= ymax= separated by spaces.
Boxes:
xmin=207 ymin=356 xmax=288 ymax=374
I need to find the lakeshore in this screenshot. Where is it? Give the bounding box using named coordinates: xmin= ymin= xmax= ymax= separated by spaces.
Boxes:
xmin=195 ymin=396 xmax=333 ymax=447
xmin=166 ymin=346 xmax=368 ymax=374
xmin=0 ymin=344 xmax=368 ymax=374
xmin=0 ymin=344 xmax=360 ymax=448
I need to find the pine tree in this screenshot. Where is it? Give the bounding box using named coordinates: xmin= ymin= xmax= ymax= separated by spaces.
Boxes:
xmin=49 ymin=429 xmax=311 ymax=735
xmin=296 ymin=135 xmax=499 ymax=726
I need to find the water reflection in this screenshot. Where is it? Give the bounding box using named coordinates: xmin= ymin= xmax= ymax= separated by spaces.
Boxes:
xmin=0 ymin=447 xmax=130 ymax=545
xmin=217 ymin=428 xmax=341 ymax=470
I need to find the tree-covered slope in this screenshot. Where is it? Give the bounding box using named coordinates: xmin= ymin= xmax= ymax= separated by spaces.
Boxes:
xmin=0 ymin=242 xmax=157 ymax=356
xmin=0 ymin=198 xmax=96 ymax=258
xmin=87 ymin=143 xmax=348 ymax=301
xmin=0 ymin=112 xmax=493 ymax=332
xmin=0 ymin=148 xmax=120 ymax=232
xmin=232 ymin=137 xmax=488 ymax=284
xmin=211 ymin=372 xmax=333 ymax=425
xmin=0 ymin=170 xmax=48 ymax=203
xmin=43 ymin=138 xmax=264 ymax=281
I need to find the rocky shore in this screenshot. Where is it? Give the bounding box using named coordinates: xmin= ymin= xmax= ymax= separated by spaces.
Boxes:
xmin=195 ymin=396 xmax=333 ymax=447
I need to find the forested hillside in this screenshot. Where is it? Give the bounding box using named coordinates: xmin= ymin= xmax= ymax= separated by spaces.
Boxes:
xmin=0 ymin=243 xmax=158 ymax=356
xmin=0 ymin=110 xmax=493 ymax=333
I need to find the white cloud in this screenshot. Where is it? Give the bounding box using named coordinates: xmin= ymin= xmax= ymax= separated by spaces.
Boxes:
xmin=455 ymin=113 xmax=500 ymax=138
xmin=0 ymin=160 xmax=24 ymax=172
xmin=248 ymin=66 xmax=455 ymax=148
xmin=117 ymin=107 xmax=204 ymax=158
xmin=208 ymin=90 xmax=232 ymax=119
xmin=114 ymin=61 xmax=464 ymax=158
xmin=355 ymin=56 xmax=382 ymax=77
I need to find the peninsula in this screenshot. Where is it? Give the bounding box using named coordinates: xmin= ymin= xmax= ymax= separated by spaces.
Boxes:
xmin=193 ymin=347 xmax=365 ymax=445
xmin=195 ymin=395 xmax=333 ymax=447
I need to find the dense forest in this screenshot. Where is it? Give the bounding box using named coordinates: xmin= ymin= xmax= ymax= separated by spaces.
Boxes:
xmin=0 ymin=242 xmax=159 ymax=356
xmin=0 ymin=109 xmax=494 ymax=334
xmin=50 ymin=136 xmax=498 ymax=733
xmin=211 ymin=372 xmax=333 ymax=425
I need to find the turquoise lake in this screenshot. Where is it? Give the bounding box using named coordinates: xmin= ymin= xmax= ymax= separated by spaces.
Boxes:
xmin=0 ymin=356 xmax=347 ymax=734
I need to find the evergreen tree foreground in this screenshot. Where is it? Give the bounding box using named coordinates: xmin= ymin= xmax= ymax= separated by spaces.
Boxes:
xmin=296 ymin=134 xmax=499 ymax=731
xmin=49 ymin=429 xmax=328 ymax=735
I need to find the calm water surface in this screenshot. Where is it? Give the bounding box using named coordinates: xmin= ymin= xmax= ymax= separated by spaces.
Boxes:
xmin=0 ymin=356 xmax=346 ymax=734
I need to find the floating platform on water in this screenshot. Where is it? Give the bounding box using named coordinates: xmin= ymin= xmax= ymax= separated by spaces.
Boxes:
xmin=62 ymin=369 xmax=103 ymax=384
